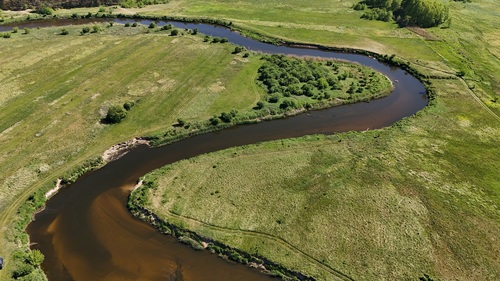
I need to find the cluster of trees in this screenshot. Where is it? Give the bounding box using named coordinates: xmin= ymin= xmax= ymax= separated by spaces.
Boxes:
xmin=259 ymin=55 xmax=341 ymax=96
xmin=203 ymin=35 xmax=229 ymax=43
xmin=124 ymin=22 xmax=139 ymax=27
xmin=354 ymin=0 xmax=450 ymax=27
xmin=256 ymin=54 xmax=343 ymax=110
xmin=11 ymin=249 xmax=45 ymax=280
xmin=254 ymin=54 xmax=390 ymax=113
xmin=209 ymin=109 xmax=238 ymax=125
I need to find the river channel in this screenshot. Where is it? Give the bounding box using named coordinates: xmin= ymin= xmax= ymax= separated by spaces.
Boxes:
xmin=2 ymin=18 xmax=427 ymax=280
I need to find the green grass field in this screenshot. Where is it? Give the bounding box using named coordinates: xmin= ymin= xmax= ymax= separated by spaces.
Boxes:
xmin=144 ymin=77 xmax=499 ymax=280
xmin=0 ymin=18 xmax=392 ymax=279
xmin=1 ymin=0 xmax=499 ymax=280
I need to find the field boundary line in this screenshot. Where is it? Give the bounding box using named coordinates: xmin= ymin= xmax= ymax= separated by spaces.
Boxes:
xmin=457 ymin=78 xmax=500 ymax=122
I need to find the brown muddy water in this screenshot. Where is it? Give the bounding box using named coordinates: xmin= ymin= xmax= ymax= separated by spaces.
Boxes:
xmin=17 ymin=19 xmax=428 ymax=281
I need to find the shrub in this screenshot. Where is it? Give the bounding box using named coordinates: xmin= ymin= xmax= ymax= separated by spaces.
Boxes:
xmin=105 ymin=105 xmax=127 ymax=124
xmin=3 ymin=33 xmax=11 ymax=38
xmin=26 ymin=249 xmax=44 ymax=266
xmin=131 ymin=22 xmax=138 ymax=27
xmin=162 ymin=24 xmax=174 ymax=30
xmin=268 ymin=95 xmax=280 ymax=103
xmin=177 ymin=118 xmax=186 ymax=126
xmin=170 ymin=29 xmax=179 ymax=36
xmin=60 ymin=28 xmax=69 ymax=35
xmin=12 ymin=27 xmax=18 ymax=33
xmin=353 ymin=2 xmax=368 ymax=10
xmin=209 ymin=116 xmax=220 ymax=126
xmin=124 ymin=22 xmax=131 ymax=27
xmin=35 ymin=6 xmax=54 ymax=16
xmin=233 ymin=46 xmax=244 ymax=54
xmin=92 ymin=25 xmax=101 ymax=33
xmin=12 ymin=262 xmax=34 ymax=279
xmin=178 ymin=236 xmax=204 ymax=250
xmin=81 ymin=27 xmax=91 ymax=34
xmin=219 ymin=110 xmax=237 ymax=123
xmin=361 ymin=8 xmax=393 ymax=22
xmin=24 ymin=28 xmax=30 ymax=34
xmin=148 ymin=22 xmax=157 ymax=29
xmin=123 ymin=101 xmax=135 ymax=111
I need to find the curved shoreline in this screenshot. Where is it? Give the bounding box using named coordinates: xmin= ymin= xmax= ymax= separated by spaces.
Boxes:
xmin=12 ymin=15 xmax=432 ymax=281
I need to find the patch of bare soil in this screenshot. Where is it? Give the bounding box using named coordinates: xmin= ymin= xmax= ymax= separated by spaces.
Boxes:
xmin=102 ymin=138 xmax=150 ymax=162
xmin=406 ymin=26 xmax=441 ymax=41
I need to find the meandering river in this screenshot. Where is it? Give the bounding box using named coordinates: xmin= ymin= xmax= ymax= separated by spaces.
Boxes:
xmin=2 ymin=18 xmax=426 ymax=280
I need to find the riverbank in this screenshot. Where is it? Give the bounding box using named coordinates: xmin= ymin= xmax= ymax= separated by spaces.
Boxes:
xmin=128 ymin=180 xmax=319 ymax=281
xmin=0 ymin=1 xmax=496 ymax=278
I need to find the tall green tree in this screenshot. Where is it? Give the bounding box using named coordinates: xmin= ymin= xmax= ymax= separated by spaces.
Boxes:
xmin=400 ymin=0 xmax=449 ymax=27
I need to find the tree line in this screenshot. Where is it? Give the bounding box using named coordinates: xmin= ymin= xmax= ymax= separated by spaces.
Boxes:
xmin=354 ymin=0 xmax=450 ymax=28
xmin=0 ymin=0 xmax=167 ymax=11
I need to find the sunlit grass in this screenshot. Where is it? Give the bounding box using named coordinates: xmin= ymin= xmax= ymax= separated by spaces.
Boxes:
xmin=145 ymin=78 xmax=499 ymax=281
xmin=0 ymin=23 xmax=265 ymax=277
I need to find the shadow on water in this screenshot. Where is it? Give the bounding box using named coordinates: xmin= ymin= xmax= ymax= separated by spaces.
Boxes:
xmin=19 ymin=18 xmax=428 ymax=281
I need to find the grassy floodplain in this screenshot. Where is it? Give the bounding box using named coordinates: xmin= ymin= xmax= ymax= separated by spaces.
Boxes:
xmin=0 ymin=0 xmax=498 ymax=280
xmin=0 ymin=23 xmax=268 ymax=279
xmin=84 ymin=0 xmax=499 ymax=280
xmin=0 ymin=18 xmax=394 ymax=279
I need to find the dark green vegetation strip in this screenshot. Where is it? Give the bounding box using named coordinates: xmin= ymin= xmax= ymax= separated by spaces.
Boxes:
xmin=254 ymin=54 xmax=392 ymax=112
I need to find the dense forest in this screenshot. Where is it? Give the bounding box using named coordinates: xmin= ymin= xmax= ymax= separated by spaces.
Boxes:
xmin=354 ymin=0 xmax=449 ymax=28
